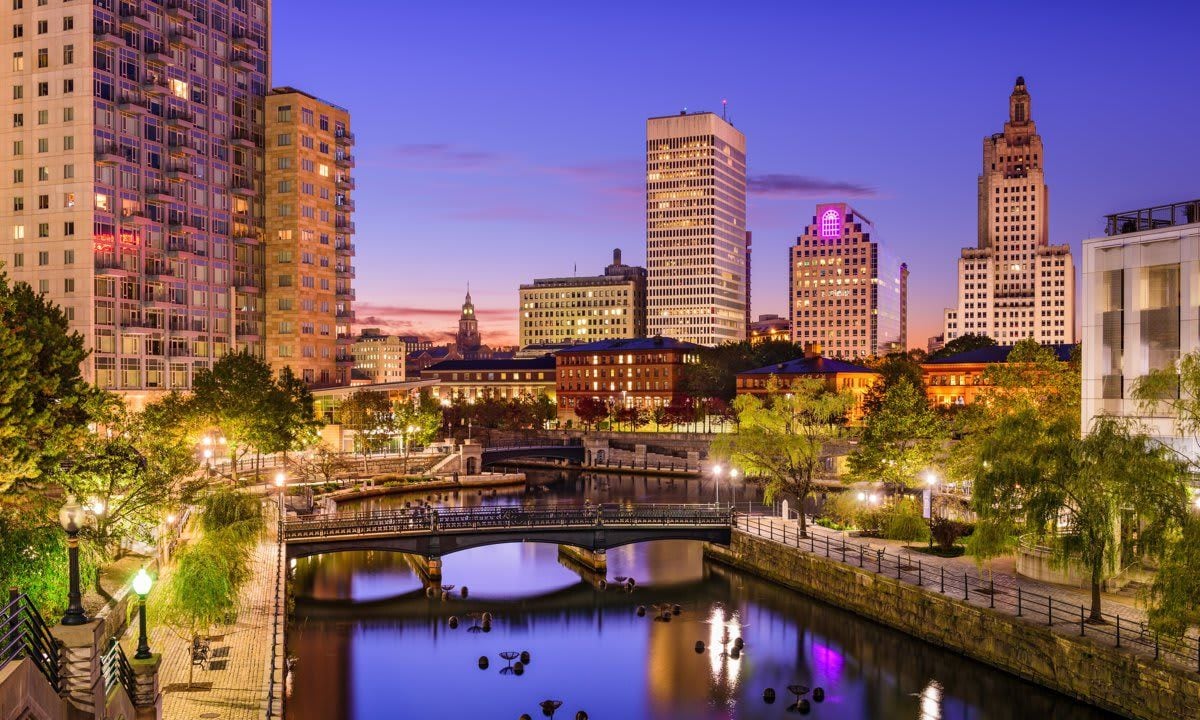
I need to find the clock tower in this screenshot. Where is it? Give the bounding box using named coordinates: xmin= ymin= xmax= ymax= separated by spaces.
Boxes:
xmin=456 ymin=287 xmax=482 ymax=354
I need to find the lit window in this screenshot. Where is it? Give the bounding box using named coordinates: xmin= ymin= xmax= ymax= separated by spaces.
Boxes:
xmin=820 ymin=209 xmax=840 ymax=239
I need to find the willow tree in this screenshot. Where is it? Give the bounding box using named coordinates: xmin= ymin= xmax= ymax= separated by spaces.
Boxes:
xmin=713 ymin=378 xmax=852 ymax=537
xmin=974 ymin=412 xmax=1186 ymax=622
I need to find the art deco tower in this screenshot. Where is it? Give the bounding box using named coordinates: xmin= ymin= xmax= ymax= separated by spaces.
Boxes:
xmin=943 ymin=77 xmax=1074 ymax=345
xmin=646 ymin=111 xmax=747 ymax=346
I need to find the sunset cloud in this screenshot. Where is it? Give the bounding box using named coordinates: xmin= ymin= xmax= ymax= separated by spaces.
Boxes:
xmin=748 ymin=173 xmax=877 ymax=199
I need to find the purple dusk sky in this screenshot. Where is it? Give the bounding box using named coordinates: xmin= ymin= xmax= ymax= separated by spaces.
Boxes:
xmin=273 ymin=0 xmax=1199 ymax=348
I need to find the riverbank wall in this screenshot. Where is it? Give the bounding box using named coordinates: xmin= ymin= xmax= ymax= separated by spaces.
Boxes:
xmin=704 ymin=530 xmax=1200 ymax=720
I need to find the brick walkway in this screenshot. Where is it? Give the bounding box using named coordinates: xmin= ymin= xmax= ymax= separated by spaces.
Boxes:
xmin=123 ymin=533 xmax=281 ymax=720
xmin=740 ymin=515 xmax=1200 ymax=673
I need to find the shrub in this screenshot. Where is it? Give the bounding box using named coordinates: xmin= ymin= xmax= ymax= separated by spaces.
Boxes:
xmin=930 ymin=516 xmax=972 ymax=551
xmin=821 ymin=491 xmax=862 ymax=528
xmin=882 ymin=498 xmax=930 ymax=544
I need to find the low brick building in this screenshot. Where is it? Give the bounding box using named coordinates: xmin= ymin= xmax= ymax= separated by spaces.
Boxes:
xmin=736 ymin=356 xmax=879 ymax=420
xmin=555 ymin=337 xmax=701 ymax=423
xmin=421 ymin=356 xmax=556 ymax=404
xmin=921 ymin=343 xmax=1075 ymax=407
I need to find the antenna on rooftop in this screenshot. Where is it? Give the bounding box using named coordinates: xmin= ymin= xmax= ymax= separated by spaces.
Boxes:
xmin=722 ymin=98 xmax=727 ymax=121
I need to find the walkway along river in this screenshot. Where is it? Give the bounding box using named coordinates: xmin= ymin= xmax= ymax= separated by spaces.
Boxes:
xmin=285 ymin=469 xmax=1118 ymax=719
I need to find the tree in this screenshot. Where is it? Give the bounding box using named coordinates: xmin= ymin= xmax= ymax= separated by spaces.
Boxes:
xmin=973 ymin=413 xmax=1187 ymax=622
xmin=1131 ymin=349 xmax=1200 ymax=463
xmin=663 ymin=397 xmax=695 ymax=431
xmin=649 ymin=405 xmax=668 ymax=432
xmin=861 ymin=351 xmax=926 ymax=416
xmin=259 ymin=366 xmax=321 ymax=460
xmin=0 ymin=274 xmax=95 ymax=493
xmin=682 ymin=340 xmax=803 ymax=402
xmin=927 ymin=333 xmax=997 ymax=361
xmin=883 ymin=497 xmax=930 ymax=545
xmin=849 ymin=378 xmax=945 ymax=491
xmin=713 ymin=378 xmax=853 ymax=537
xmin=1146 ymin=517 xmax=1200 ymax=639
xmin=297 ymin=443 xmax=350 ymax=486
xmin=60 ymin=393 xmax=205 ymax=592
xmin=394 ymin=393 xmax=442 ymax=472
xmin=191 ymin=350 xmax=276 ymax=480
xmin=573 ymin=397 xmax=608 ymax=431
xmin=337 ymin=390 xmax=394 ymax=469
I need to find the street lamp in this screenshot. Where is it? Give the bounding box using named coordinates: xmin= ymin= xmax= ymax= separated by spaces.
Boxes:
xmin=58 ymin=495 xmax=89 ymax=626
xmin=132 ymin=568 xmax=153 ymax=659
xmin=924 ymin=471 xmax=939 ymax=548
xmin=712 ymin=464 xmax=724 ymax=505
xmin=274 ymin=471 xmax=286 ymax=489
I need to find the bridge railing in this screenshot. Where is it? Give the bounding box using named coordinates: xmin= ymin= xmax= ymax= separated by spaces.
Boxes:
xmin=284 ymin=503 xmax=734 ymax=541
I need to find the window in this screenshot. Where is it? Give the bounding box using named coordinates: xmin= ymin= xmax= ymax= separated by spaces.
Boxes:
xmin=36 ymin=109 xmax=46 ymax=124
xmin=11 ymin=113 xmax=21 ymax=127
xmin=37 ymin=250 xmax=48 ymax=265
xmin=63 ymin=164 xmax=73 ymax=179
xmin=37 ymin=138 xmax=48 ymax=153
xmin=37 ymin=167 xmax=47 ymax=181
xmin=12 ymin=253 xmax=22 ymax=268
xmin=64 ymin=278 xmax=74 ymax=293
xmin=12 ymin=25 xmax=23 ymax=39
xmin=35 ymin=20 xmax=46 ymax=34
xmin=276 ymin=105 xmax=292 ymax=122
xmin=64 ymin=221 xmax=74 ymax=234
xmin=63 ymin=79 xmax=73 ymax=93
xmin=12 ymin=85 xmax=22 ymax=100
xmin=11 ymin=197 xmax=21 ymax=212
xmin=11 ymin=52 xmax=22 ymax=71
xmin=37 ymin=223 xmax=48 ymax=238
xmin=62 ymin=136 xmax=73 ymax=150
xmin=62 ymin=45 xmax=73 ymax=65
xmin=63 ymin=107 xmax=73 ymax=122
xmin=37 ymin=48 xmax=47 ymax=68
xmin=37 ymin=82 xmax=48 ymax=97
xmin=276 ymin=133 xmax=291 ymax=146
xmin=62 ymin=16 xmax=73 ymax=31
xmin=63 ymin=249 xmax=74 ymax=264
xmin=36 ymin=194 xmax=47 ymax=209
xmin=11 ymin=140 xmax=22 ymax=156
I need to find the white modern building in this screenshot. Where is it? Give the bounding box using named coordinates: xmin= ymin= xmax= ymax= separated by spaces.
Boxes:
xmin=943 ymin=77 xmax=1075 ymax=346
xmin=645 ymin=111 xmax=748 ymax=346
xmin=1082 ymin=199 xmax=1200 ymax=461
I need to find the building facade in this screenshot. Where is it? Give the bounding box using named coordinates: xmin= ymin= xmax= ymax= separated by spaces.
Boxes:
xmin=1082 ymin=199 xmax=1200 ymax=460
xmin=646 ymin=111 xmax=747 ymax=346
xmin=922 ymin=343 xmax=1075 ymax=407
xmin=1 ymin=0 xmax=270 ymax=400
xmin=264 ymin=87 xmax=354 ymax=387
xmin=943 ymin=77 xmax=1075 ymax=346
xmin=421 ymin=357 xmax=556 ymax=405
xmin=555 ymin=336 xmax=701 ymax=422
xmin=748 ymin=313 xmax=790 ymax=344
xmin=352 ymin=329 xmax=428 ymax=385
xmin=736 ymin=356 xmax=879 ymax=420
xmin=518 ymin=248 xmax=647 ymax=347
xmin=788 ymin=203 xmax=907 ymax=358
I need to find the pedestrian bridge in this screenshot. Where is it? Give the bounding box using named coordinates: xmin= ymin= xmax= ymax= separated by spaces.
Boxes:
xmin=283 ymin=503 xmax=733 ymax=562
xmin=479 ymin=444 xmax=585 ymax=466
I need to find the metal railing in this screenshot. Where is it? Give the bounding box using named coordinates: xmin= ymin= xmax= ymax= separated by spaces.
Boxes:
xmin=736 ymin=515 xmax=1200 ymax=673
xmin=0 ymin=592 xmax=61 ymax=692
xmin=265 ymin=502 xmax=286 ymax=718
xmin=285 ymin=503 xmax=734 ymax=541
xmin=101 ymin=638 xmax=138 ymax=703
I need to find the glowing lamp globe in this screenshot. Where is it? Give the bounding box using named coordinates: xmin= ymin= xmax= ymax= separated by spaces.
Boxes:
xmin=274 ymin=472 xmax=286 ymax=488
xmin=59 ymin=495 xmax=83 ymax=533
xmin=132 ymin=568 xmax=153 ymax=597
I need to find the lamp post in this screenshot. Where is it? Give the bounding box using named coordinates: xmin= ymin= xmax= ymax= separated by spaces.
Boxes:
xmin=132 ymin=568 xmax=153 ymax=659
xmin=58 ymin=495 xmax=89 ymax=626
xmin=924 ymin=471 xmax=939 ymax=549
xmin=712 ymin=464 xmax=724 ymax=505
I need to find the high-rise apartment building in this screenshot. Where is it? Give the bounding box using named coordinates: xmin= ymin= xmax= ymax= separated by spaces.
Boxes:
xmin=1082 ymin=199 xmax=1200 ymax=457
xmin=518 ymin=248 xmax=647 ymax=347
xmin=789 ymin=203 xmax=907 ymax=358
xmin=646 ymin=111 xmax=747 ymax=346
xmin=0 ymin=0 xmax=270 ymax=401
xmin=943 ymin=77 xmax=1075 ymax=345
xmin=264 ymin=87 xmax=354 ymax=387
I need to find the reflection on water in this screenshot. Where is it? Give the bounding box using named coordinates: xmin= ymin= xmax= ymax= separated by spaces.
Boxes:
xmin=287 ymin=470 xmax=1117 ymax=720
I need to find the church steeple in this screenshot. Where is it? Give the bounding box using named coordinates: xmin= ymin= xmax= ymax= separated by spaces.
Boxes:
xmin=456 ymin=285 xmax=481 ymax=353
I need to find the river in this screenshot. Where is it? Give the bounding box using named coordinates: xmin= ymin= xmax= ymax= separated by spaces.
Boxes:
xmin=286 ymin=468 xmax=1117 ymax=720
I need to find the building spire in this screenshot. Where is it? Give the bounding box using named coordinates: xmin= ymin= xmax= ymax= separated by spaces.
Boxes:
xmin=1010 ymin=75 xmax=1030 ymax=125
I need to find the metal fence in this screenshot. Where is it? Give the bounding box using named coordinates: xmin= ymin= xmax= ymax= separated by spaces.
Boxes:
xmin=736 ymin=515 xmax=1200 ymax=673
xmin=265 ymin=502 xmax=287 ymax=719
xmin=100 ymin=638 xmax=138 ymax=703
xmin=0 ymin=591 xmax=61 ymax=692
xmin=285 ymin=503 xmax=734 ymax=541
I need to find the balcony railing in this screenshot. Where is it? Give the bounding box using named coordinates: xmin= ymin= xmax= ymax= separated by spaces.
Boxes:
xmin=164 ymin=0 xmax=194 ymax=20
xmin=169 ymin=28 xmax=200 ymax=49
xmin=1105 ymin=199 xmax=1200 ymax=236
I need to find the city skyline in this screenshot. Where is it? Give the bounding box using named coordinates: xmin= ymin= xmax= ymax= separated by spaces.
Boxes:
xmin=273 ymin=1 xmax=1197 ymax=348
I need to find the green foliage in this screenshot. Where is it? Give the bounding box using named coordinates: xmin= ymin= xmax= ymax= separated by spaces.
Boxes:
xmin=1146 ymin=517 xmax=1200 ymax=639
xmin=0 ymin=273 xmax=95 ymax=492
xmin=973 ymin=412 xmax=1187 ymax=620
xmin=681 ymin=340 xmax=803 ymax=401
xmin=0 ymin=506 xmax=96 ymax=617
xmin=1131 ymin=350 xmax=1200 ymax=463
xmin=713 ymin=377 xmax=853 ymax=537
xmin=337 ymin=389 xmax=394 ymax=456
xmin=929 ymin=516 xmax=971 ymax=551
xmin=165 ymin=533 xmax=249 ymax=633
xmin=260 ymin=367 xmax=322 ymax=457
xmin=200 ymin=488 xmax=264 ymax=542
xmin=819 ymin=490 xmax=862 ymax=528
xmin=861 ymin=351 xmax=926 ymax=416
xmin=963 ymin=517 xmax=1017 ymax=571
xmin=849 ymin=378 xmax=945 ymax=490
xmin=394 ymin=393 xmax=443 ymax=447
xmin=927 ymin=333 xmax=997 ymax=361
xmin=882 ymin=498 xmax=931 ymax=544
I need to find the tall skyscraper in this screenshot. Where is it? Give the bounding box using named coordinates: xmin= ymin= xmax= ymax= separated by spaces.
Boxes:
xmin=264 ymin=88 xmax=355 ymax=388
xmin=518 ymin=248 xmax=647 ymax=347
xmin=943 ymin=77 xmax=1075 ymax=345
xmin=0 ymin=0 xmax=270 ymax=402
xmin=646 ymin=111 xmax=747 ymax=346
xmin=789 ymin=203 xmax=907 ymax=358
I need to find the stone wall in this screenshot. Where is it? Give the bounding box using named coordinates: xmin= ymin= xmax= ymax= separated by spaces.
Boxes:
xmin=705 ymin=531 xmax=1200 ymax=720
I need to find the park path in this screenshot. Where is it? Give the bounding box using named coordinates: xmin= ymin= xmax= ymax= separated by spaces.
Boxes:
xmin=123 ymin=527 xmax=281 ymax=720
xmin=741 ymin=515 xmax=1200 ymax=672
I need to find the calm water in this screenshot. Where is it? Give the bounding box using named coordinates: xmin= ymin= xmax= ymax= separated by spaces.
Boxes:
xmin=287 ymin=469 xmax=1116 ymax=720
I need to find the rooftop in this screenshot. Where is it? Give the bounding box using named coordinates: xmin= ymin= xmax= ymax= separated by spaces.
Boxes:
xmin=1104 ymin=199 xmax=1200 ymax=237
xmin=422 ymin=356 xmax=557 ymax=373
xmin=739 ymin=356 xmax=876 ymax=376
xmin=924 ymin=343 xmax=1077 ymax=365
xmin=269 ymin=86 xmax=349 ymax=113
xmin=555 ymin=337 xmax=703 ymax=354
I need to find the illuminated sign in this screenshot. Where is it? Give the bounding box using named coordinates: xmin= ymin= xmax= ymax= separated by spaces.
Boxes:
xmin=819 ymin=208 xmax=841 ymax=239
